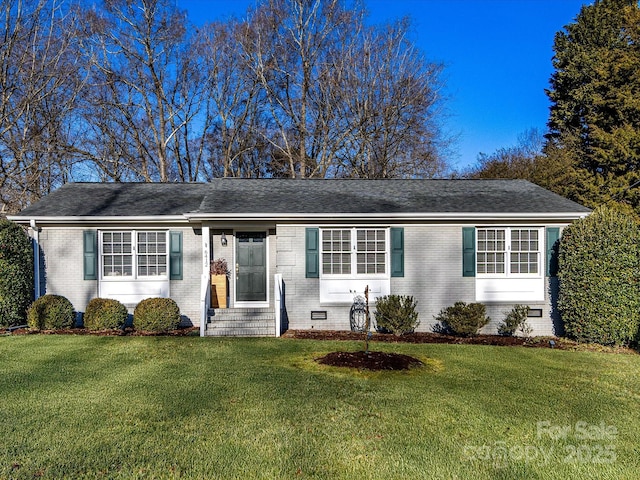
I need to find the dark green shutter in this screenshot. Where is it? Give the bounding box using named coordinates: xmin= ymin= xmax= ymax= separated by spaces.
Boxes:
xmin=83 ymin=230 xmax=98 ymax=280
xmin=305 ymin=228 xmax=319 ymax=278
xmin=169 ymin=231 xmax=183 ymax=280
xmin=546 ymin=227 xmax=560 ymax=277
xmin=390 ymin=227 xmax=404 ymax=277
xmin=462 ymin=227 xmax=476 ymax=277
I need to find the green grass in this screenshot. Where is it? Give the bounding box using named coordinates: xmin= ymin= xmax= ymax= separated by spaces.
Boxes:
xmin=0 ymin=336 xmax=639 ymax=479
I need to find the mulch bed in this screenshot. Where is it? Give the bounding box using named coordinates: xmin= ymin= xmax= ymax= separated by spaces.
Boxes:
xmin=315 ymin=350 xmax=424 ymax=371
xmin=290 ymin=330 xmax=563 ymax=370
xmin=282 ymin=329 xmax=561 ymax=348
xmin=284 ymin=330 xmax=637 ymax=369
xmin=7 ymin=327 xmax=199 ymax=336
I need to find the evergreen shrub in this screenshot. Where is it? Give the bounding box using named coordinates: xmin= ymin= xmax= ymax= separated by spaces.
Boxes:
xmin=374 ymin=295 xmax=419 ymax=336
xmin=558 ymin=206 xmax=640 ymax=345
xmin=434 ymin=302 xmax=490 ymax=336
xmin=133 ymin=298 xmax=180 ymax=333
xmin=498 ymin=305 xmax=531 ymax=337
xmin=84 ymin=298 xmax=128 ymax=330
xmin=0 ymin=220 xmax=33 ymax=327
xmin=27 ymin=294 xmax=75 ymax=330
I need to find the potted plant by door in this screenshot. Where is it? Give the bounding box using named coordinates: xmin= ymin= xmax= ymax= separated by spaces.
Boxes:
xmin=210 ymin=258 xmax=229 ymax=308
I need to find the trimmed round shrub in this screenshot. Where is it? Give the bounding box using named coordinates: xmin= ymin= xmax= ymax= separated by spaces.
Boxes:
xmin=133 ymin=297 xmax=180 ymax=333
xmin=374 ymin=295 xmax=419 ymax=336
xmin=84 ymin=298 xmax=128 ymax=330
xmin=27 ymin=294 xmax=75 ymax=330
xmin=558 ymin=206 xmax=640 ymax=346
xmin=434 ymin=301 xmax=490 ymax=337
xmin=0 ymin=220 xmax=33 ymax=327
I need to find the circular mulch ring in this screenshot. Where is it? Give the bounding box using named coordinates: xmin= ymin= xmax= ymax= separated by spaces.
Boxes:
xmin=316 ymin=350 xmax=424 ymax=371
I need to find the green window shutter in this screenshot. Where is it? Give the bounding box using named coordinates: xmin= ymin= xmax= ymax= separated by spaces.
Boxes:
xmin=546 ymin=227 xmax=560 ymax=277
xmin=305 ymin=228 xmax=319 ymax=278
xmin=390 ymin=227 xmax=404 ymax=277
xmin=462 ymin=227 xmax=476 ymax=277
xmin=169 ymin=231 xmax=183 ymax=280
xmin=83 ymin=230 xmax=98 ymax=280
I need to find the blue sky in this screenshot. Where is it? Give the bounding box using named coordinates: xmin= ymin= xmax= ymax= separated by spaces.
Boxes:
xmin=178 ymin=0 xmax=589 ymax=170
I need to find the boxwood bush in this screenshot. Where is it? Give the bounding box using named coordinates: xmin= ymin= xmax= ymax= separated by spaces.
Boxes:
xmin=434 ymin=301 xmax=490 ymax=337
xmin=84 ymin=298 xmax=128 ymax=330
xmin=0 ymin=220 xmax=33 ymax=327
xmin=27 ymin=294 xmax=75 ymax=330
xmin=558 ymin=206 xmax=640 ymax=346
xmin=133 ymin=297 xmax=181 ymax=333
xmin=374 ymin=295 xmax=419 ymax=336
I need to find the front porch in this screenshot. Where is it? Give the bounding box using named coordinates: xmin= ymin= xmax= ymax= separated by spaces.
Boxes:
xmin=196 ymin=225 xmax=284 ymax=337
xmin=199 ymin=256 xmax=285 ymax=337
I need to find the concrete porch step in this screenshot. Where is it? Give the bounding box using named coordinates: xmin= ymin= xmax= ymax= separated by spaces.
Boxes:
xmin=206 ymin=308 xmax=276 ymax=337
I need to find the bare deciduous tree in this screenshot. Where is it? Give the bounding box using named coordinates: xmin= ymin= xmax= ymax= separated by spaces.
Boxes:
xmin=238 ymin=0 xmax=449 ymax=178
xmin=198 ymin=20 xmax=269 ymax=178
xmin=1 ymin=0 xmax=452 ymax=214
xmin=242 ymin=0 xmax=358 ymax=178
xmin=77 ymin=0 xmax=202 ymax=182
xmin=0 ymin=0 xmax=83 ymax=214
xmin=335 ymin=18 xmax=448 ymax=178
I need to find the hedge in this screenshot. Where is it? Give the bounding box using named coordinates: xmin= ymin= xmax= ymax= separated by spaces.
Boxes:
xmin=558 ymin=206 xmax=640 ymax=345
xmin=0 ymin=220 xmax=33 ymax=327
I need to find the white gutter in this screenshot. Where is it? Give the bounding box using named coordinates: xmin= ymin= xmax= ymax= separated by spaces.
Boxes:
xmin=29 ymin=219 xmax=40 ymax=299
xmin=8 ymin=211 xmax=591 ymax=225
xmin=184 ymin=211 xmax=591 ymax=222
xmin=8 ymin=215 xmax=190 ymax=225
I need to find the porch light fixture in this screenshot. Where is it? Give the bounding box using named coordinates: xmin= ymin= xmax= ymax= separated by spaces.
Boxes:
xmin=221 ymin=232 xmax=228 ymax=246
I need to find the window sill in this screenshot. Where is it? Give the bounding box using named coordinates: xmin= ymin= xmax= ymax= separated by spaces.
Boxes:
xmin=319 ymin=277 xmax=390 ymax=305
xmin=476 ymin=277 xmax=544 ymax=302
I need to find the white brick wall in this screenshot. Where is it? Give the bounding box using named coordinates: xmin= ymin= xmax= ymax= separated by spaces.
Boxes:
xmin=169 ymin=227 xmax=202 ymax=326
xmin=37 ymin=222 xmax=562 ymax=336
xmin=275 ymin=224 xmax=559 ymax=336
xmin=38 ymin=228 xmax=98 ymax=312
xmin=39 ymin=226 xmax=203 ymax=327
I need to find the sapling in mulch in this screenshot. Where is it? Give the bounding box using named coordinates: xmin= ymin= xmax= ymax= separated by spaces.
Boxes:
xmin=364 ymin=286 xmax=372 ymax=353
xmin=313 ymin=287 xmax=423 ymax=371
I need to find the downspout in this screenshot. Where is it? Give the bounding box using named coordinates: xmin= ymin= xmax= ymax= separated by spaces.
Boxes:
xmin=29 ymin=219 xmax=40 ymax=299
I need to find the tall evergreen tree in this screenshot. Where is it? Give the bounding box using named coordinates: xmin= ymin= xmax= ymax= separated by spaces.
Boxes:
xmin=545 ymin=0 xmax=640 ymax=212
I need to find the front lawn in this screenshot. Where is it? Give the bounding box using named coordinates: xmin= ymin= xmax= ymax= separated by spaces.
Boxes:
xmin=0 ymin=336 xmax=638 ymax=479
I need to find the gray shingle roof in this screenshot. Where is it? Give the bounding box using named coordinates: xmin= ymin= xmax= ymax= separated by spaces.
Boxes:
xmin=13 ymin=179 xmax=590 ymax=219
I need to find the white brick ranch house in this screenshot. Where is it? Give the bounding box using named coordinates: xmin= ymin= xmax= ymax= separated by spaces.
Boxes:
xmin=9 ymin=179 xmax=590 ymax=336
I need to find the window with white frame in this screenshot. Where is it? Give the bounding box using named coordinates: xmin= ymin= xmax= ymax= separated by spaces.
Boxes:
xmin=477 ymin=227 xmax=541 ymax=276
xmin=101 ymin=231 xmax=167 ymax=278
xmin=321 ymin=228 xmax=387 ymax=276
xmin=322 ymin=229 xmax=352 ymax=274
